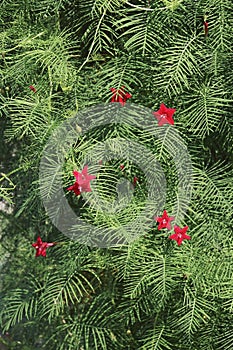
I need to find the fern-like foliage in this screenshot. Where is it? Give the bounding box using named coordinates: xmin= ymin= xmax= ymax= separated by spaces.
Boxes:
xmin=0 ymin=0 xmax=232 ymax=349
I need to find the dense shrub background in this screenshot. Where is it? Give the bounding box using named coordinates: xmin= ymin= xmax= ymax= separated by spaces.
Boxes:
xmin=0 ymin=1 xmax=232 ymax=349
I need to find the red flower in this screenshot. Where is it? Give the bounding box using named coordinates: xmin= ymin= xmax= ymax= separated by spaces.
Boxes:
xmin=75 ymin=165 xmax=96 ymax=190
xmin=155 ymin=210 xmax=175 ymax=230
xmin=110 ymin=87 xmax=132 ymax=106
xmin=204 ymin=21 xmax=208 ymax=36
xmin=133 ymin=176 xmax=138 ymax=186
xmin=29 ymin=85 xmax=37 ymax=93
xmin=32 ymin=236 xmax=55 ymax=257
xmin=153 ymin=103 xmax=176 ymax=126
xmin=67 ymin=166 xmax=96 ymax=195
xmin=67 ymin=181 xmax=81 ymax=196
xmin=120 ymin=164 xmax=125 ymax=170
xmin=169 ymin=225 xmax=191 ymax=246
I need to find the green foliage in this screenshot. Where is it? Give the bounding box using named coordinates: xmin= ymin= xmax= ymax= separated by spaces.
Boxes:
xmin=0 ymin=0 xmax=232 ymax=349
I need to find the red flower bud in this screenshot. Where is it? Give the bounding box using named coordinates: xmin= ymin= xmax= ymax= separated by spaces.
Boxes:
xmin=29 ymin=85 xmax=37 ymax=93
xmin=204 ymin=21 xmax=208 ymax=36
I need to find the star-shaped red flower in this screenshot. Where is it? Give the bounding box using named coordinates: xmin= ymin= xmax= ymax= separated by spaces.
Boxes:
xmin=75 ymin=165 xmax=96 ymax=191
xmin=32 ymin=236 xmax=55 ymax=257
xmin=169 ymin=225 xmax=191 ymax=246
xmin=110 ymin=87 xmax=132 ymax=106
xmin=153 ymin=103 xmax=176 ymax=126
xmin=67 ymin=165 xmax=96 ymax=195
xmin=155 ymin=210 xmax=175 ymax=230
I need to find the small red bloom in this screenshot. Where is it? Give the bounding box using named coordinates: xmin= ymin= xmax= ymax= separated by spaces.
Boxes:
xmin=110 ymin=87 xmax=132 ymax=106
xmin=29 ymin=85 xmax=37 ymax=93
xmin=155 ymin=210 xmax=175 ymax=230
xmin=32 ymin=236 xmax=55 ymax=257
xmin=98 ymin=160 xmax=103 ymax=165
xmin=133 ymin=176 xmax=138 ymax=186
xmin=120 ymin=164 xmax=125 ymax=170
xmin=169 ymin=225 xmax=191 ymax=246
xmin=153 ymin=103 xmax=176 ymax=126
xmin=67 ymin=181 xmax=81 ymax=196
xmin=67 ymin=166 xmax=96 ymax=195
xmin=75 ymin=165 xmax=96 ymax=191
xmin=204 ymin=21 xmax=208 ymax=36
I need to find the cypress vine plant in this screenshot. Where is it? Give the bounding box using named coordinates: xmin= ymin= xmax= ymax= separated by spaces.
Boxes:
xmin=0 ymin=0 xmax=233 ymax=349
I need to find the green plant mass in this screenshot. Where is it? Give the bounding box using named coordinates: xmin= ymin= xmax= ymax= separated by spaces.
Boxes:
xmin=0 ymin=0 xmax=232 ymax=349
